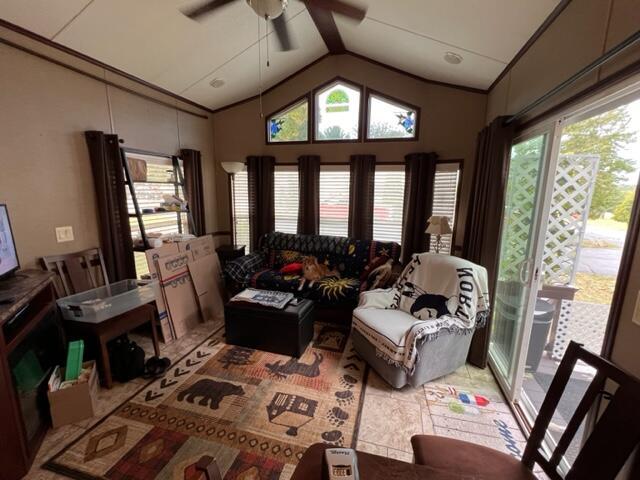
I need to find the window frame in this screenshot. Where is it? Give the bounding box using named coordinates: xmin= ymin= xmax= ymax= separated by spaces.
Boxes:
xmin=364 ymin=88 xmax=421 ymax=142
xmin=311 ymin=76 xmax=364 ymax=144
xmin=265 ymin=93 xmax=311 ymax=145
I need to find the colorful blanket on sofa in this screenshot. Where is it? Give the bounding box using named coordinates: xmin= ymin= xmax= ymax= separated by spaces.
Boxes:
xmin=353 ymin=253 xmax=489 ymax=373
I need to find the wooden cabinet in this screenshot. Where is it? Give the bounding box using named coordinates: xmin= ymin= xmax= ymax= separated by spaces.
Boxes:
xmin=0 ymin=270 xmax=65 ymax=479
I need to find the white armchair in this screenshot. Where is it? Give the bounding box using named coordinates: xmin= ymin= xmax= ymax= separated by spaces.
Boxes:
xmin=351 ymin=253 xmax=489 ymax=388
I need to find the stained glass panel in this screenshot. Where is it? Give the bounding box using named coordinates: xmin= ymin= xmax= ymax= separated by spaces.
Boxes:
xmin=315 ymin=82 xmax=361 ymax=141
xmin=367 ymin=94 xmax=417 ymax=140
xmin=267 ymin=99 xmax=308 ymax=143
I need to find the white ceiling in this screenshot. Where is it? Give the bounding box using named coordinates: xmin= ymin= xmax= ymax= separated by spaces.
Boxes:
xmin=0 ymin=0 xmax=560 ymax=109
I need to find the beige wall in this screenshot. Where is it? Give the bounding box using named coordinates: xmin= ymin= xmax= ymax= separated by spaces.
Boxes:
xmin=485 ymin=0 xmax=640 ymax=378
xmin=212 ymin=54 xmax=487 ymax=249
xmin=0 ymin=36 xmax=221 ymax=268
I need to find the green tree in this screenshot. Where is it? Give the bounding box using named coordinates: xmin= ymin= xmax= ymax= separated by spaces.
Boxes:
xmin=613 ymin=189 xmax=636 ymax=222
xmin=560 ymin=107 xmax=636 ymax=218
xmin=273 ymin=103 xmax=308 ymax=141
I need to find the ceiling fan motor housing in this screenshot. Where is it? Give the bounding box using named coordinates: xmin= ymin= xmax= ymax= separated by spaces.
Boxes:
xmin=246 ymin=0 xmax=288 ymax=19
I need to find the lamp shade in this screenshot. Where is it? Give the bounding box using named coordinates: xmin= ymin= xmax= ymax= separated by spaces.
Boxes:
xmin=221 ymin=162 xmax=245 ymax=174
xmin=425 ymin=216 xmax=452 ymax=235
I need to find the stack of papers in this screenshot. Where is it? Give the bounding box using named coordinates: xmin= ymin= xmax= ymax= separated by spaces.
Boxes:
xmin=231 ymin=288 xmax=294 ymax=309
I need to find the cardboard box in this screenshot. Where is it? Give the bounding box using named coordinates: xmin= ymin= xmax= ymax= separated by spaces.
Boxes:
xmin=47 ymin=361 xmax=98 ymax=428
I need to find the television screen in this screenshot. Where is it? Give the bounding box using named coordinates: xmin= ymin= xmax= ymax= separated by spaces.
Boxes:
xmin=0 ymin=204 xmax=19 ymax=279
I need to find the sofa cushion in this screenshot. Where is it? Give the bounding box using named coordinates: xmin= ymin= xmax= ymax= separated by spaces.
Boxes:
xmin=250 ymin=269 xmax=361 ymax=305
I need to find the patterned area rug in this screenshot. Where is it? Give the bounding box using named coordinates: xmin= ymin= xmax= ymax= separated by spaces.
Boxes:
xmin=45 ymin=323 xmax=368 ymax=479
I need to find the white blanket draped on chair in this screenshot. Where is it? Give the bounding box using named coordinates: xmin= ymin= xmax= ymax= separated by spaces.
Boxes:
xmin=353 ymin=253 xmax=490 ymax=373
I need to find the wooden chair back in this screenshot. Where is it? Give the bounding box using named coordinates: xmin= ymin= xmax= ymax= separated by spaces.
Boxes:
xmin=42 ymin=248 xmax=109 ymax=298
xmin=522 ymin=341 xmax=640 ymax=479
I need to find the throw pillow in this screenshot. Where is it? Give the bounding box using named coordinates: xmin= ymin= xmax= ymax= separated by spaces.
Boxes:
xmin=280 ymin=262 xmax=303 ymax=275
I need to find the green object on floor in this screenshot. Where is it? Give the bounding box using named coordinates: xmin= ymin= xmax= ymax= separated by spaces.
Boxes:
xmin=64 ymin=340 xmax=84 ymax=381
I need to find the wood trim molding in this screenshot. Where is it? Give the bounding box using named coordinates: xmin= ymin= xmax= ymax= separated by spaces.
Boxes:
xmin=0 ymin=36 xmax=210 ymax=120
xmin=0 ymin=18 xmax=214 ymax=115
xmin=488 ymin=0 xmax=573 ymax=91
xmin=213 ymin=51 xmax=488 ymax=114
xmin=344 ymin=50 xmax=487 ymax=95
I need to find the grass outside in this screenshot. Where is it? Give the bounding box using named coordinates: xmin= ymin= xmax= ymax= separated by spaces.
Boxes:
xmin=587 ymin=218 xmax=629 ymax=232
xmin=574 ymin=272 xmax=616 ymax=304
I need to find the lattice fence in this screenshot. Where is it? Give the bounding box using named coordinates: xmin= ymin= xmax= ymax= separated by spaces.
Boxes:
xmin=553 ymin=301 xmax=610 ymax=359
xmin=543 ymin=155 xmax=600 ymax=285
xmin=498 ymin=154 xmax=599 ymax=283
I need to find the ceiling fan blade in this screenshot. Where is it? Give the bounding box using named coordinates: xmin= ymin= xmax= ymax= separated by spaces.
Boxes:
xmin=181 ymin=0 xmax=236 ymax=20
xmin=271 ymin=15 xmax=295 ymax=51
xmin=305 ymin=0 xmax=367 ymax=22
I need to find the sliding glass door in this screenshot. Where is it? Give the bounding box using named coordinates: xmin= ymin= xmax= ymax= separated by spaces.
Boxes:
xmin=490 ymin=83 xmax=640 ymax=469
xmin=489 ymin=132 xmax=553 ymax=395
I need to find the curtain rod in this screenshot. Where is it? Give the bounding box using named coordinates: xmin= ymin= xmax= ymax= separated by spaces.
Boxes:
xmin=505 ymin=29 xmax=640 ymax=125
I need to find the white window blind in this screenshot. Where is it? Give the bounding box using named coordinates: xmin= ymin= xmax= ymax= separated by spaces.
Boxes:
xmin=274 ymin=165 xmax=299 ymax=234
xmin=232 ymin=169 xmax=251 ymax=251
xmin=373 ymin=165 xmax=405 ymax=243
xmin=319 ymin=165 xmax=350 ymax=237
xmin=430 ymin=162 xmax=461 ymax=254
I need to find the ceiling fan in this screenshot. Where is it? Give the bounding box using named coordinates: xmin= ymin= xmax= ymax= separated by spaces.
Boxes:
xmin=181 ymin=0 xmax=367 ymax=51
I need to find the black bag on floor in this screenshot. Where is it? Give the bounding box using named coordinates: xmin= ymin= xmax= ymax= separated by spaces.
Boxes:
xmin=108 ymin=335 xmax=145 ymax=382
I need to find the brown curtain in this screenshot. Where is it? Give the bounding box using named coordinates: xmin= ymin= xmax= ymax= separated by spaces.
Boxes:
xmin=298 ymin=155 xmax=320 ymax=235
xmin=247 ymin=155 xmax=275 ymax=251
xmin=181 ymin=149 xmax=206 ymax=236
xmin=84 ymin=131 xmax=136 ymax=282
xmin=401 ymin=152 xmax=438 ymax=264
xmin=348 ymin=155 xmax=376 ymax=239
xmin=463 ymin=116 xmax=515 ymax=368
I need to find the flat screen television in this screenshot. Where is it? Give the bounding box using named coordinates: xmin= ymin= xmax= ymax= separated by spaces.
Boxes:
xmin=0 ymin=204 xmax=19 ymax=280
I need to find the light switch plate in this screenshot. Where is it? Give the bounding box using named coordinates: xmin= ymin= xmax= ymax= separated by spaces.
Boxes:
xmin=55 ymin=226 xmax=74 ymax=243
xmin=633 ymin=290 xmax=640 ymax=327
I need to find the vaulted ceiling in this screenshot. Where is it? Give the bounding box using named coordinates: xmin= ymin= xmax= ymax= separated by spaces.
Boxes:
xmin=0 ymin=0 xmax=560 ymax=110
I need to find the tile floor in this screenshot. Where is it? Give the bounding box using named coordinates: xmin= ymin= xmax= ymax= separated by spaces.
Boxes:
xmin=28 ymin=321 xmax=545 ymax=479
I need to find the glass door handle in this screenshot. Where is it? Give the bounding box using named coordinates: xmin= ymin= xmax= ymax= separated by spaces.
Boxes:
xmin=519 ymin=258 xmax=533 ymax=284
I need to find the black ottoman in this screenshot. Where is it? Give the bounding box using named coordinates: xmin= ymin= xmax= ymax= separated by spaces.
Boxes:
xmin=224 ymin=299 xmax=315 ymax=357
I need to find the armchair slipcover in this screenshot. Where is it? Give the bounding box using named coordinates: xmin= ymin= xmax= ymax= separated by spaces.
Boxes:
xmin=352 ymin=253 xmax=489 ymax=388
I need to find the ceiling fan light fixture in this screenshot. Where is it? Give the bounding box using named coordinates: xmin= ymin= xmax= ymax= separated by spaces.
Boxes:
xmin=444 ymin=51 xmax=463 ymax=65
xmin=246 ymin=0 xmax=288 ymax=19
xmin=209 ymin=78 xmax=225 ymax=88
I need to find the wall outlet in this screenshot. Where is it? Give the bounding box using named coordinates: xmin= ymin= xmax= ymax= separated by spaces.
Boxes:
xmin=55 ymin=226 xmax=74 ymax=243
xmin=633 ymin=290 xmax=640 ymax=327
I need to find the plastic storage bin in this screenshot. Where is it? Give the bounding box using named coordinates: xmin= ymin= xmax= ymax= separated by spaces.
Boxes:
xmin=56 ymin=280 xmax=157 ymax=323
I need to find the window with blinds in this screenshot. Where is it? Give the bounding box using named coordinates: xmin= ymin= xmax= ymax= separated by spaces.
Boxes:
xmin=274 ymin=165 xmax=299 ymax=234
xmin=319 ymin=165 xmax=350 ymax=237
xmin=373 ymin=165 xmax=405 ymax=243
xmin=232 ymin=169 xmax=251 ymax=251
xmin=430 ymin=162 xmax=461 ymax=254
xmin=125 ymin=154 xmax=189 ymax=278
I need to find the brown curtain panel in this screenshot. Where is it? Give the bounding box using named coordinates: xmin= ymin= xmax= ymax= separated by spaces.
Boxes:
xmin=247 ymin=155 xmax=275 ymax=251
xmin=463 ymin=116 xmax=515 ymax=368
xmin=84 ymin=131 xmax=136 ymax=281
xmin=181 ymin=149 xmax=206 ymax=236
xmin=401 ymin=152 xmax=438 ymax=264
xmin=348 ymin=155 xmax=376 ymax=239
xmin=297 ymin=155 xmax=320 ymax=235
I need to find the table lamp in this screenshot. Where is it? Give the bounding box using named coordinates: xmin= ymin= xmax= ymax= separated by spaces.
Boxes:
xmin=426 ymin=216 xmax=452 ymax=253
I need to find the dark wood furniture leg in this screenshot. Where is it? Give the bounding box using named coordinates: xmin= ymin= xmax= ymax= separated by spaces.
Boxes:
xmin=65 ymin=303 xmax=160 ymax=388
